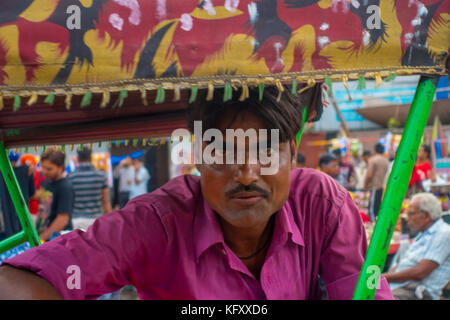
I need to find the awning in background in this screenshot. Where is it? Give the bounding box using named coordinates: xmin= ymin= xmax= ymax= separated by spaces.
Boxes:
xmin=355 ymin=99 xmax=450 ymax=128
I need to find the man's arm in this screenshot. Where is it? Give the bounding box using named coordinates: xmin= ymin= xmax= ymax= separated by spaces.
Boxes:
xmin=2 ymin=201 xmax=167 ymax=300
xmin=382 ymin=259 xmax=439 ymax=283
xmin=39 ymin=213 xmax=70 ymax=241
xmin=364 ymin=160 xmax=373 ymax=191
xmin=102 ymin=188 xmax=112 ymax=214
xmin=30 ymin=189 xmax=40 ymax=200
xmin=319 ymin=193 xmax=393 ymax=299
xmin=0 ymin=265 xmax=62 ymax=300
xmin=134 ymin=167 xmax=141 ymax=185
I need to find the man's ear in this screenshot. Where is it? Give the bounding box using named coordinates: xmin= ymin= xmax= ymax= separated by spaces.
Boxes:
xmin=196 ymin=163 xmax=204 ymax=175
xmin=290 ymin=140 xmax=297 ymax=170
xmin=305 ymin=83 xmax=323 ymax=122
xmin=421 ymin=211 xmax=432 ymax=222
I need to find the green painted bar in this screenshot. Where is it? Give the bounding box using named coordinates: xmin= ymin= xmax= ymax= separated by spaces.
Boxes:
xmin=352 ymin=76 xmax=439 ymax=300
xmin=0 ymin=231 xmax=27 ymax=254
xmin=0 ymin=141 xmax=41 ymax=254
xmin=296 ymin=107 xmax=309 ymax=147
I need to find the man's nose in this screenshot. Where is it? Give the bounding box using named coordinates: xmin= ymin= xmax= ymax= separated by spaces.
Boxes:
xmin=234 ymin=162 xmax=260 ymax=186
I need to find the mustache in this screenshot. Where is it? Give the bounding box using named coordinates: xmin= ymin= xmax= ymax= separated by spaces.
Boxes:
xmin=225 ymin=183 xmax=270 ymax=198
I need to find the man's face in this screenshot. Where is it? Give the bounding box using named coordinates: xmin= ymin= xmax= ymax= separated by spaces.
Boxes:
xmin=40 ymin=159 xmax=64 ymax=182
xmin=417 ymin=146 xmax=427 ymax=161
xmin=322 ymin=160 xmax=339 ymax=178
xmin=133 ymin=159 xmax=142 ymax=168
xmin=406 ymin=199 xmax=431 ymax=233
xmin=197 ymin=109 xmax=296 ymax=230
xmin=363 ymin=154 xmax=370 ymax=163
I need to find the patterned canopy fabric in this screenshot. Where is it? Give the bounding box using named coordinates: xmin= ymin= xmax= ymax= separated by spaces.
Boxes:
xmin=0 ymin=0 xmax=448 ymax=147
xmin=0 ymin=0 xmax=448 ymax=94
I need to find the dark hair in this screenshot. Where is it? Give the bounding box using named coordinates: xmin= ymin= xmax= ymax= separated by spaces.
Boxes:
xmin=41 ymin=149 xmax=65 ymax=167
xmin=77 ymin=149 xmax=92 ymax=162
xmin=363 ymin=150 xmax=371 ymax=157
xmin=374 ymin=143 xmax=384 ymax=154
xmin=187 ymin=85 xmax=319 ymax=144
xmin=319 ymin=153 xmax=337 ymax=167
xmin=332 ymin=149 xmax=341 ymax=157
xmin=421 ymin=144 xmax=431 ymax=159
xmin=296 ymin=152 xmax=305 ymax=164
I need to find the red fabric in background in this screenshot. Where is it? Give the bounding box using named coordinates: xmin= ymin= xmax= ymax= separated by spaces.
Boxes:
xmin=409 ymin=161 xmax=431 ymax=187
xmin=29 ymin=171 xmax=44 ymax=215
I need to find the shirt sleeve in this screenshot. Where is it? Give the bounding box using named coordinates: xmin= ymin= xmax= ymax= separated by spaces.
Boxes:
xmin=139 ymin=168 xmax=150 ymax=182
xmin=423 ymin=228 xmax=450 ymax=265
xmin=319 ymin=193 xmax=394 ymax=300
xmin=102 ymin=172 xmax=108 ymax=190
xmin=2 ymin=200 xmax=168 ymax=299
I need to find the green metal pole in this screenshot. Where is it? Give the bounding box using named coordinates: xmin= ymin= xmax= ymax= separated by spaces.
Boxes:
xmin=0 ymin=142 xmax=41 ymax=254
xmin=0 ymin=231 xmax=28 ymax=253
xmin=352 ymin=76 xmax=439 ymax=300
xmin=296 ymin=106 xmax=308 ymax=146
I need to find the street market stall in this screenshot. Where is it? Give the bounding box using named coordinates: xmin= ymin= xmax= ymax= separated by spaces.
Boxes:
xmin=0 ymin=0 xmax=449 ymax=300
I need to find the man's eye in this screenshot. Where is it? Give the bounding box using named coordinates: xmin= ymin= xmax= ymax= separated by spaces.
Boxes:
xmin=214 ymin=149 xmax=223 ymax=156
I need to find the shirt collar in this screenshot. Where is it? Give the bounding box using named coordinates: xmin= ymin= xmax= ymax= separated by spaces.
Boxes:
xmin=274 ymin=201 xmax=304 ymax=248
xmin=77 ymin=163 xmax=95 ymax=171
xmin=193 ymin=197 xmax=304 ymax=262
xmin=423 ymin=218 xmax=444 ymax=235
xmin=193 ymin=199 xmax=225 ymax=263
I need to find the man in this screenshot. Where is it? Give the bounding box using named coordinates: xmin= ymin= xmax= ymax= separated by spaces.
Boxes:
xmin=36 ymin=149 xmax=74 ymax=242
xmin=364 ymin=143 xmax=389 ymax=223
xmin=383 ymin=193 xmax=450 ymax=300
xmin=69 ymin=149 xmax=112 ymax=231
xmin=115 ymin=156 xmax=134 ymax=208
xmin=129 ymin=157 xmax=150 ymax=200
xmin=332 ymin=149 xmax=355 ymax=191
xmin=0 ymin=86 xmax=392 ymax=299
xmin=296 ymin=152 xmax=306 ymax=168
xmin=354 ymin=150 xmax=370 ymax=191
xmin=19 ymin=154 xmax=42 ymax=224
xmin=318 ymin=153 xmax=339 ymax=179
xmin=0 ymin=152 xmax=36 ymax=241
xmin=409 ymin=145 xmax=432 ymax=193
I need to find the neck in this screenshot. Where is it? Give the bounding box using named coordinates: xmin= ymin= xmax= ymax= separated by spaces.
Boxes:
xmin=422 ymin=219 xmax=436 ymax=231
xmin=417 ymin=158 xmax=428 ymax=164
xmin=218 ymin=215 xmax=274 ymax=258
xmin=53 ymin=172 xmax=64 ymax=182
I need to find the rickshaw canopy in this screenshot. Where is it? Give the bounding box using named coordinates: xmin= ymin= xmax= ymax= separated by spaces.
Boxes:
xmin=0 ymin=0 xmax=448 ymax=147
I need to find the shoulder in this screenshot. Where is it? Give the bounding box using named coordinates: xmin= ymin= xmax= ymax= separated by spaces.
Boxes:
xmin=13 ymin=165 xmax=29 ymax=178
xmin=128 ymin=174 xmax=202 ymax=220
xmin=436 ymin=221 xmax=450 ymax=238
xmin=289 ymin=168 xmax=348 ymax=208
xmin=60 ymin=178 xmax=74 ymax=190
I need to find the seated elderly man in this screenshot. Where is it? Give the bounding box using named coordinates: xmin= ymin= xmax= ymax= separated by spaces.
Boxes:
xmin=382 ymin=192 xmax=450 ymax=300
xmin=0 ymin=86 xmax=393 ymax=300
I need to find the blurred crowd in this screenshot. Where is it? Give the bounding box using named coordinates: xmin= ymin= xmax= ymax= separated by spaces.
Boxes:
xmin=0 ymin=148 xmax=150 ymax=243
xmin=302 ymin=143 xmax=445 ymax=223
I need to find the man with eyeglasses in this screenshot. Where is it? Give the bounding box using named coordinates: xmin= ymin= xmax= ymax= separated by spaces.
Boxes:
xmin=382 ymin=192 xmax=450 ymax=300
xmin=318 ymin=153 xmax=339 ymax=180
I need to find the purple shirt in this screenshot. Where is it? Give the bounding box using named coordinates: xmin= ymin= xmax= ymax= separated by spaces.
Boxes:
xmin=3 ymin=168 xmax=393 ymax=300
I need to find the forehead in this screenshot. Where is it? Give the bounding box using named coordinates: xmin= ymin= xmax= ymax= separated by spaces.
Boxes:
xmin=409 ymin=199 xmax=421 ymax=210
xmin=215 ymin=107 xmax=267 ymax=132
xmin=41 ymin=159 xmax=58 ymax=168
